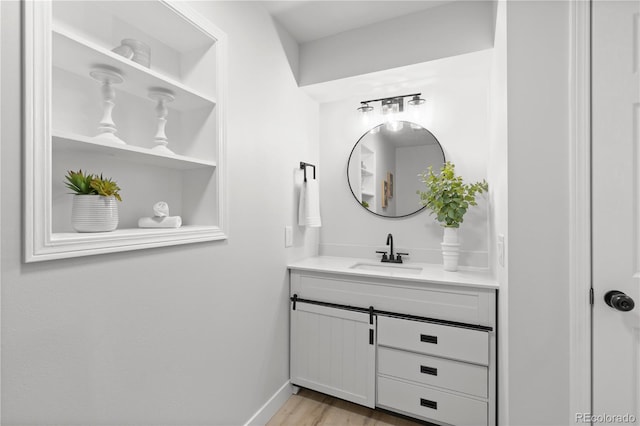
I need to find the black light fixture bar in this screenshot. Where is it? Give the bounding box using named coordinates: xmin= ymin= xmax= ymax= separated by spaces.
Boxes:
xmin=360 ymin=92 xmax=421 ymax=105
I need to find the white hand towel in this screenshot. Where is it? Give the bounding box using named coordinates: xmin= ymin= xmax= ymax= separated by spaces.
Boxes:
xmin=298 ymin=179 xmax=322 ymax=227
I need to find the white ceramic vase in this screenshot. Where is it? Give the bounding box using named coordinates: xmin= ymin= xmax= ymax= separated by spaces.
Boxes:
xmin=71 ymin=195 xmax=119 ymax=232
xmin=441 ymin=227 xmax=460 ymax=271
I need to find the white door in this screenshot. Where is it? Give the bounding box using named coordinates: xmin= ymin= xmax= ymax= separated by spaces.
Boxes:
xmin=290 ymin=302 xmax=376 ymax=408
xmin=592 ymin=0 xmax=640 ymax=423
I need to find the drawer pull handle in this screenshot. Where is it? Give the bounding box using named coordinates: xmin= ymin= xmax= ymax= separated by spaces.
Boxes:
xmin=420 ymin=365 xmax=438 ymax=376
xmin=420 ymin=334 xmax=438 ymax=344
xmin=420 ymin=398 xmax=438 ymax=410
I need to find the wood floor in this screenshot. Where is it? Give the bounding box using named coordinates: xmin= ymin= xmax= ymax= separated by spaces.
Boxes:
xmin=266 ymin=388 xmax=427 ymax=426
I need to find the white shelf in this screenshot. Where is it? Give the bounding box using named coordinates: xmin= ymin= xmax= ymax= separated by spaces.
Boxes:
xmin=37 ymin=225 xmax=227 ymax=262
xmin=361 ymin=168 xmax=373 ymax=176
xmin=85 ymin=2 xmax=215 ymax=53
xmin=52 ymin=26 xmax=217 ymax=111
xmin=53 ymin=130 xmax=216 ymax=170
xmin=362 ymin=191 xmax=375 ymax=197
xmin=51 ymin=225 xmax=221 ymax=243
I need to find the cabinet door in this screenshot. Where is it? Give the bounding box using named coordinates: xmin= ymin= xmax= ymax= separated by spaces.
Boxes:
xmin=290 ymin=303 xmax=375 ymax=408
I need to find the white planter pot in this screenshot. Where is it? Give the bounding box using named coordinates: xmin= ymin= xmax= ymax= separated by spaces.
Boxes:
xmin=441 ymin=227 xmax=460 ymax=271
xmin=71 ymin=195 xmax=118 ymax=232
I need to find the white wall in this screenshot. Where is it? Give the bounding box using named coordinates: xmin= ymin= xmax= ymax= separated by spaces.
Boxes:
xmin=504 ymin=1 xmax=571 ymax=424
xmin=272 ymin=18 xmax=300 ymax=84
xmin=299 ymin=1 xmax=495 ymax=86
xmin=1 ymin=1 xmax=318 ymax=424
xmin=318 ymin=51 xmax=492 ymax=267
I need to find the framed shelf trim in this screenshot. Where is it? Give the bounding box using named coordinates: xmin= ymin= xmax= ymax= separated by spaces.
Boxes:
xmin=37 ymin=226 xmax=227 ymax=262
xmin=24 ymin=0 xmax=228 ymax=263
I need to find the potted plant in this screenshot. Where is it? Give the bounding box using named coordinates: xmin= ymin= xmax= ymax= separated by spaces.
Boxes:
xmin=417 ymin=162 xmax=488 ymax=271
xmin=65 ymin=170 xmax=122 ymax=232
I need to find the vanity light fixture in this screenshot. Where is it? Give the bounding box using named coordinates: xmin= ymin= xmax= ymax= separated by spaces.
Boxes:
xmin=356 ymin=93 xmax=425 ymax=115
xmin=356 ymin=93 xmax=425 ymax=131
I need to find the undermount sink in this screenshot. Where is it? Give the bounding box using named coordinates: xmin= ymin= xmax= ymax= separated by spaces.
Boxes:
xmin=349 ymin=262 xmax=423 ymax=275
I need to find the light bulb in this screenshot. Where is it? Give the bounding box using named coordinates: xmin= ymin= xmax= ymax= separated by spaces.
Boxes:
xmin=361 ymin=111 xmax=371 ymax=128
xmin=385 ymin=102 xmax=403 ymax=131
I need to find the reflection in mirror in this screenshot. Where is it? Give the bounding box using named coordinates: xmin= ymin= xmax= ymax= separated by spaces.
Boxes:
xmin=347 ymin=121 xmax=445 ymax=217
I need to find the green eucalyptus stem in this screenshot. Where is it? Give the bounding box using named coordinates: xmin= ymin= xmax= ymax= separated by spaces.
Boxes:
xmin=417 ymin=162 xmax=488 ymax=228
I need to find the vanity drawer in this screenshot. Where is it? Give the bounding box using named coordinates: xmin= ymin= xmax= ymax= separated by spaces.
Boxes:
xmin=377 ymin=316 xmax=489 ymax=365
xmin=378 ymin=346 xmax=488 ymax=398
xmin=377 ymin=375 xmax=488 ymax=426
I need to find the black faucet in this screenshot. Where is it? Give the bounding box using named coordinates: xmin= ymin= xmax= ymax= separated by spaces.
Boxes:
xmin=386 ymin=233 xmax=395 ymax=261
xmin=375 ymin=233 xmax=409 ymax=263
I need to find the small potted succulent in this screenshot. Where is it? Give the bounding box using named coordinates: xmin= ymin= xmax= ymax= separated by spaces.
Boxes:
xmin=417 ymin=162 xmax=488 ymax=271
xmin=65 ymin=170 xmax=122 ymax=232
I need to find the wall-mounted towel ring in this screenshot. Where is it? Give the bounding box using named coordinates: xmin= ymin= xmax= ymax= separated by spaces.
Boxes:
xmin=300 ymin=162 xmax=316 ymax=182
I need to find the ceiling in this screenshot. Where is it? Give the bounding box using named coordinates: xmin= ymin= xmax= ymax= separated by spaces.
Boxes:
xmin=261 ymin=1 xmax=454 ymax=44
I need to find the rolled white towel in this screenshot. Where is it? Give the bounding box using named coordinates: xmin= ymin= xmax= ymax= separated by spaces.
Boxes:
xmin=138 ymin=216 xmax=182 ymax=228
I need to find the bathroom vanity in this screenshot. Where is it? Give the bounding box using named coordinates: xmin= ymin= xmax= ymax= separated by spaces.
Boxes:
xmin=288 ymin=256 xmax=498 ymax=426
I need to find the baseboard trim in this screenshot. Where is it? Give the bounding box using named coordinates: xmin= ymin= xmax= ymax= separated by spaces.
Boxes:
xmin=243 ymin=380 xmax=292 ymax=426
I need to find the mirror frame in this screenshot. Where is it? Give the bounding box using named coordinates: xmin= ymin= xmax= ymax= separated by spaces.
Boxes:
xmin=346 ymin=121 xmax=445 ymax=218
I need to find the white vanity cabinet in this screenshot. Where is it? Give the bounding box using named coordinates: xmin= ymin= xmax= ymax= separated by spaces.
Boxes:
xmin=289 ymin=258 xmax=497 ymax=426
xmin=24 ymin=1 xmax=227 ymax=262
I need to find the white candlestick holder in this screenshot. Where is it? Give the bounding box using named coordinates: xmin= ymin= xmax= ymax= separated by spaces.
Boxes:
xmin=149 ymin=88 xmax=176 ymax=154
xmin=89 ymin=66 xmax=126 ymax=145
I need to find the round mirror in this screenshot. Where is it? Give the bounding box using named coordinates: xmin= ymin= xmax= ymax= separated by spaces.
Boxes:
xmin=347 ymin=121 xmax=445 ymax=217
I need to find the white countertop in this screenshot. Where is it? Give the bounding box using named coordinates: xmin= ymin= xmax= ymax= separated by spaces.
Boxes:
xmin=288 ymin=256 xmax=499 ymax=290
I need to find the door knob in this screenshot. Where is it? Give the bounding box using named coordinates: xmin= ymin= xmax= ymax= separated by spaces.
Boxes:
xmin=604 ymin=291 xmax=635 ymax=312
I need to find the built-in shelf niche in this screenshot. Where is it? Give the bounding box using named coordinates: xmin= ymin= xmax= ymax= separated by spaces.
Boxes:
xmin=24 ymin=0 xmax=228 ymax=262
